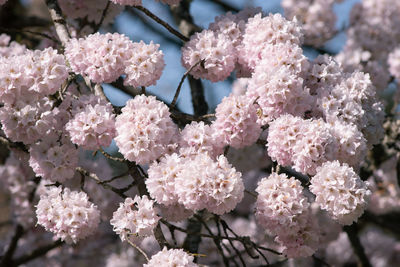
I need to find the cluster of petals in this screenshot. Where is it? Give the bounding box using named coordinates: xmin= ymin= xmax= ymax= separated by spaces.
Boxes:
xmin=255 ymin=173 xmax=319 ymax=257
xmin=36 ymin=186 xmax=100 ymax=244
xmin=174 ymin=153 xmax=244 ymax=215
xmin=282 ymin=0 xmax=338 ymax=47
xmin=336 ymin=46 xmax=391 ymax=92
xmin=275 ymin=211 xmax=320 ymax=258
xmin=110 ymin=195 xmax=160 ymax=242
xmin=316 ymin=71 xmax=384 ymax=146
xmin=255 ymin=173 xmax=309 ymax=234
xmin=124 ymin=41 xmax=165 ymax=87
xmin=247 ymin=63 xmax=311 ymax=124
xmin=328 ymin=120 xmax=367 ymax=169
xmin=146 ymin=153 xmax=183 ymax=206
xmin=0 ymin=33 xmax=26 ymax=58
xmin=0 ymin=98 xmax=59 ymax=144
xmin=58 ymin=0 xmax=122 ymax=24
xmin=0 ymin=0 xmax=7 ymax=5
xmin=305 ymin=55 xmax=343 ymax=95
xmin=208 ymin=8 xmax=261 ymax=77
xmin=147 ymin=151 xmax=244 ymax=215
xmin=65 ymin=33 xmax=133 ymax=83
xmin=244 ymin=31 xmax=311 ymax=124
xmin=310 ymin=161 xmax=371 ymax=225
xmin=66 ymin=95 xmax=116 ymax=150
xmin=29 ymin=134 xmax=78 ymax=183
xmin=181 ymin=30 xmax=236 ymax=82
xmin=146 ymin=153 xmax=194 ymax=221
xmin=144 ymin=247 xmax=197 ymax=267
xmin=267 ymin=115 xmax=335 ymax=175
xmin=0 ymin=47 xmax=68 ymax=104
xmin=65 ymin=33 xmax=165 ymax=86
xmin=238 ymin=13 xmax=303 ymax=72
xmin=115 ymin=95 xmax=178 ymax=164
xmin=179 ymin=121 xmax=224 ymax=158
xmin=212 ymin=94 xmax=261 ymax=149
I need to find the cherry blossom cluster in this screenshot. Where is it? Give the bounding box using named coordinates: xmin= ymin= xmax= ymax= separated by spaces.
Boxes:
xmin=66 ymin=95 xmax=116 ymax=150
xmin=36 ymin=186 xmax=100 ymax=244
xmin=282 ymin=0 xmax=340 ymax=47
xmin=0 ymin=97 xmax=59 ymax=144
xmin=179 ymin=121 xmax=223 ymax=158
xmin=181 ymin=8 xmax=264 ymax=81
xmin=0 ymin=47 xmax=68 ymax=104
xmin=65 ymin=33 xmax=165 ymax=86
xmin=110 ymin=195 xmax=160 ymax=243
xmin=147 ymin=151 xmax=244 ymax=215
xmin=255 ymin=173 xmax=320 ymax=257
xmin=29 ymin=134 xmax=78 ymax=183
xmin=213 ymin=95 xmax=261 ymax=149
xmin=115 ymin=95 xmax=178 ymax=164
xmin=310 ymin=161 xmax=371 ymax=225
xmin=144 ymin=247 xmax=197 ymax=267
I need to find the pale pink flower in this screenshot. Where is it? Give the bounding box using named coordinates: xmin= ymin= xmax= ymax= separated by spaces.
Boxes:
xmin=36 ymin=187 xmax=100 ymax=244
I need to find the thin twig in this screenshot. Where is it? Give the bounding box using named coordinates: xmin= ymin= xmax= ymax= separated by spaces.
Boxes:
xmin=0 ymin=27 xmax=60 ymax=44
xmin=343 ymin=224 xmax=372 ymax=267
xmin=12 ymin=240 xmax=63 ymax=266
xmin=171 ymin=60 xmax=203 ymax=108
xmin=127 ymin=239 xmax=150 ymax=262
xmin=131 ymin=6 xmax=189 ymax=42
xmin=209 ymin=0 xmax=240 ymax=12
xmin=76 ymin=167 xmax=127 ymax=198
xmin=0 ymin=224 xmax=24 ymax=266
xmin=99 ymin=148 xmax=126 ymax=162
xmin=93 ymin=0 xmax=111 ymax=32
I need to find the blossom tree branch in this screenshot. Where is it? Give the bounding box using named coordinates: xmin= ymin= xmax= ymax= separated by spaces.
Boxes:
xmin=343 ymin=224 xmax=372 ymax=267
xmin=131 ymin=6 xmax=189 ymax=42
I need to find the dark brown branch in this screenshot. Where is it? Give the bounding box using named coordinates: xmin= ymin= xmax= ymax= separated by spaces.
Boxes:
xmin=188 ymin=76 xmax=208 ymax=116
xmin=131 ymin=6 xmax=189 ymax=42
xmin=343 ymin=224 xmax=372 ymax=267
xmin=209 ymin=0 xmax=240 ymax=12
xmin=171 ymin=60 xmax=203 ymax=108
xmin=0 ymin=27 xmax=60 ymax=44
xmin=12 ymin=240 xmax=63 ymax=266
xmin=76 ymin=167 xmax=127 ymax=198
xmin=93 ymin=0 xmax=111 ymax=32
xmin=126 ymin=8 xmax=182 ymax=46
xmin=0 ymin=225 xmax=24 ymax=266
